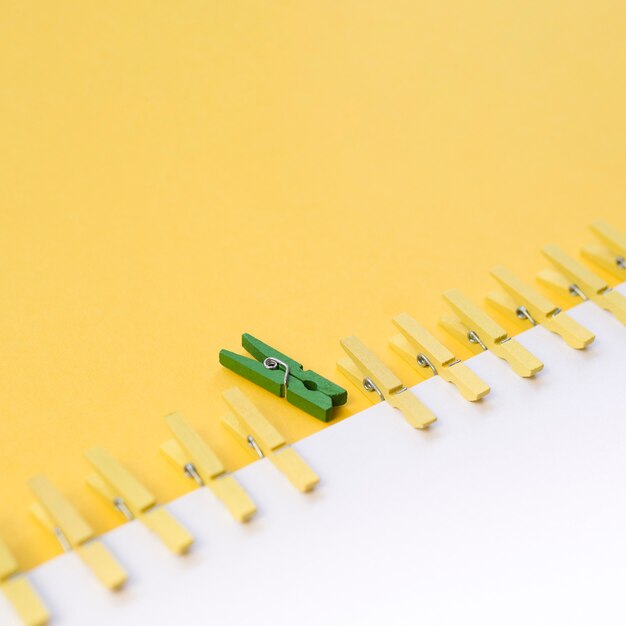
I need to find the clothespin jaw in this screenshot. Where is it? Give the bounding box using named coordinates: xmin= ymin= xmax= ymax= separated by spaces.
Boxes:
xmin=85 ymin=447 xmax=193 ymax=555
xmin=390 ymin=313 xmax=490 ymax=402
xmin=488 ymin=265 xmax=595 ymax=350
xmin=441 ymin=289 xmax=544 ymax=378
xmin=581 ymin=244 xmax=626 ymax=278
xmin=28 ymin=474 xmax=127 ymax=590
xmin=485 ymin=290 xmax=527 ymax=325
xmin=540 ymin=245 xmax=626 ymax=324
xmin=337 ymin=335 xmax=437 ymax=428
xmin=438 ymin=315 xmax=483 ymax=354
xmin=536 ymin=269 xmax=575 ymax=299
xmin=0 ymin=539 xmax=49 ymax=626
xmin=582 ymin=221 xmax=626 ymax=279
xmin=219 ymin=334 xmax=347 ymax=422
xmin=161 ymin=413 xmax=256 ymax=522
xmin=221 ymin=387 xmax=319 ymax=493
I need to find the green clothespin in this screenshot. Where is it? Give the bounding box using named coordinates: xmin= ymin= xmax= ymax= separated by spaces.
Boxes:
xmin=219 ymin=334 xmax=348 ymax=422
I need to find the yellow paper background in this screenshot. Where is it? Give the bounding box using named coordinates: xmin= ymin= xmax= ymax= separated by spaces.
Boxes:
xmin=1 ymin=1 xmax=625 ymax=570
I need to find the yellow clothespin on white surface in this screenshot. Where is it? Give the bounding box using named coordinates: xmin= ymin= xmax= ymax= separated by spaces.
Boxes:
xmin=582 ymin=220 xmax=626 ymax=279
xmin=390 ymin=313 xmax=490 ymax=402
xmin=487 ymin=265 xmax=595 ymax=350
xmin=0 ymin=538 xmax=49 ymax=626
xmin=28 ymin=474 xmax=127 ymax=590
xmin=161 ymin=412 xmax=256 ymax=522
xmin=338 ymin=335 xmax=437 ymax=428
xmin=539 ymin=245 xmax=626 ymax=324
xmin=85 ymin=447 xmax=193 ymax=555
xmin=440 ymin=289 xmax=544 ymax=378
xmin=221 ymin=387 xmax=319 ymax=493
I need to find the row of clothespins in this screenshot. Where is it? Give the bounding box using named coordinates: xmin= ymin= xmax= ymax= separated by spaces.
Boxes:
xmin=0 ymin=386 xmax=320 ymax=626
xmin=2 ymin=220 xmax=625 ymax=626
xmin=222 ymin=220 xmax=626 ymax=428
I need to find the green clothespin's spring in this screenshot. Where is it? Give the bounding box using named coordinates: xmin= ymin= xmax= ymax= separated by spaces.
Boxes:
xmin=263 ymin=357 xmax=289 ymax=387
xmin=219 ymin=334 xmax=348 ymax=422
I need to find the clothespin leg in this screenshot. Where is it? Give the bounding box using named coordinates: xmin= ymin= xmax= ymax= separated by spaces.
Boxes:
xmin=2 ymin=578 xmax=49 ymax=626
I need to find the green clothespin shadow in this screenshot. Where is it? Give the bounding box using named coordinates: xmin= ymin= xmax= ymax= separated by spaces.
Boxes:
xmin=219 ymin=334 xmax=348 ymax=422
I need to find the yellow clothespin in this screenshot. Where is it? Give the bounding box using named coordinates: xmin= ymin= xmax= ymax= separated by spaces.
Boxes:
xmin=440 ymin=289 xmax=544 ymax=378
xmin=582 ymin=220 xmax=626 ymax=279
xmin=28 ymin=474 xmax=127 ymax=590
xmin=161 ymin=412 xmax=256 ymax=522
xmin=85 ymin=447 xmax=193 ymax=555
xmin=487 ymin=265 xmax=595 ymax=350
xmin=0 ymin=538 xmax=49 ymax=626
xmin=337 ymin=335 xmax=437 ymax=428
xmin=539 ymin=245 xmax=626 ymax=324
xmin=389 ymin=314 xmax=490 ymax=402
xmin=221 ymin=387 xmax=319 ymax=493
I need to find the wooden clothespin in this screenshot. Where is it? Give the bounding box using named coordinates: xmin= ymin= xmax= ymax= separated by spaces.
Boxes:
xmin=221 ymin=387 xmax=319 ymax=493
xmin=440 ymin=289 xmax=544 ymax=378
xmin=487 ymin=265 xmax=595 ymax=350
xmin=582 ymin=220 xmax=626 ymax=279
xmin=0 ymin=538 xmax=49 ymax=626
xmin=161 ymin=412 xmax=256 ymax=522
xmin=219 ymin=333 xmax=347 ymax=422
xmin=390 ymin=313 xmax=490 ymax=402
xmin=337 ymin=335 xmax=437 ymax=428
xmin=85 ymin=447 xmax=193 ymax=555
xmin=28 ymin=474 xmax=127 ymax=590
xmin=538 ymin=245 xmax=626 ymax=324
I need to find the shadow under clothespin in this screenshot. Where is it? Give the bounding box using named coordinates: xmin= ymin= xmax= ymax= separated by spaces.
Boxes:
xmin=219 ymin=333 xmax=347 ymax=422
xmin=440 ymin=288 xmax=544 ymax=378
xmin=538 ymin=245 xmax=626 ymax=325
xmin=582 ymin=220 xmax=626 ymax=279
xmin=486 ymin=265 xmax=595 ymax=350
xmin=337 ymin=335 xmax=437 ymax=429
xmin=28 ymin=474 xmax=128 ymax=591
xmin=0 ymin=537 xmax=49 ymax=626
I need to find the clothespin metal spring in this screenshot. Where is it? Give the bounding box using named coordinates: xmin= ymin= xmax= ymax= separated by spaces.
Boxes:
xmin=362 ymin=377 xmax=386 ymax=402
xmin=247 ymin=435 xmax=264 ymax=459
xmin=516 ymin=305 xmax=538 ymax=326
xmin=467 ymin=330 xmax=487 ymax=351
xmin=183 ymin=463 xmax=205 ymax=487
xmin=569 ymin=284 xmax=588 ymax=300
xmin=52 ymin=527 xmax=72 ymax=553
xmin=263 ymin=357 xmax=290 ymax=387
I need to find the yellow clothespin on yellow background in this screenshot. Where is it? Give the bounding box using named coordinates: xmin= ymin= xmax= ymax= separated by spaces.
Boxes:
xmin=85 ymin=447 xmax=193 ymax=555
xmin=338 ymin=335 xmax=437 ymax=428
xmin=221 ymin=387 xmax=319 ymax=493
xmin=161 ymin=412 xmax=256 ymax=522
xmin=487 ymin=265 xmax=595 ymax=350
xmin=582 ymin=220 xmax=626 ymax=279
xmin=28 ymin=474 xmax=127 ymax=590
xmin=0 ymin=538 xmax=49 ymax=626
xmin=539 ymin=245 xmax=626 ymax=324
xmin=390 ymin=313 xmax=490 ymax=402
xmin=440 ymin=289 xmax=544 ymax=378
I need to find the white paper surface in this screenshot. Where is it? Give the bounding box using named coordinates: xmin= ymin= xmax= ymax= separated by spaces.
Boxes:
xmin=2 ymin=285 xmax=625 ymax=626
